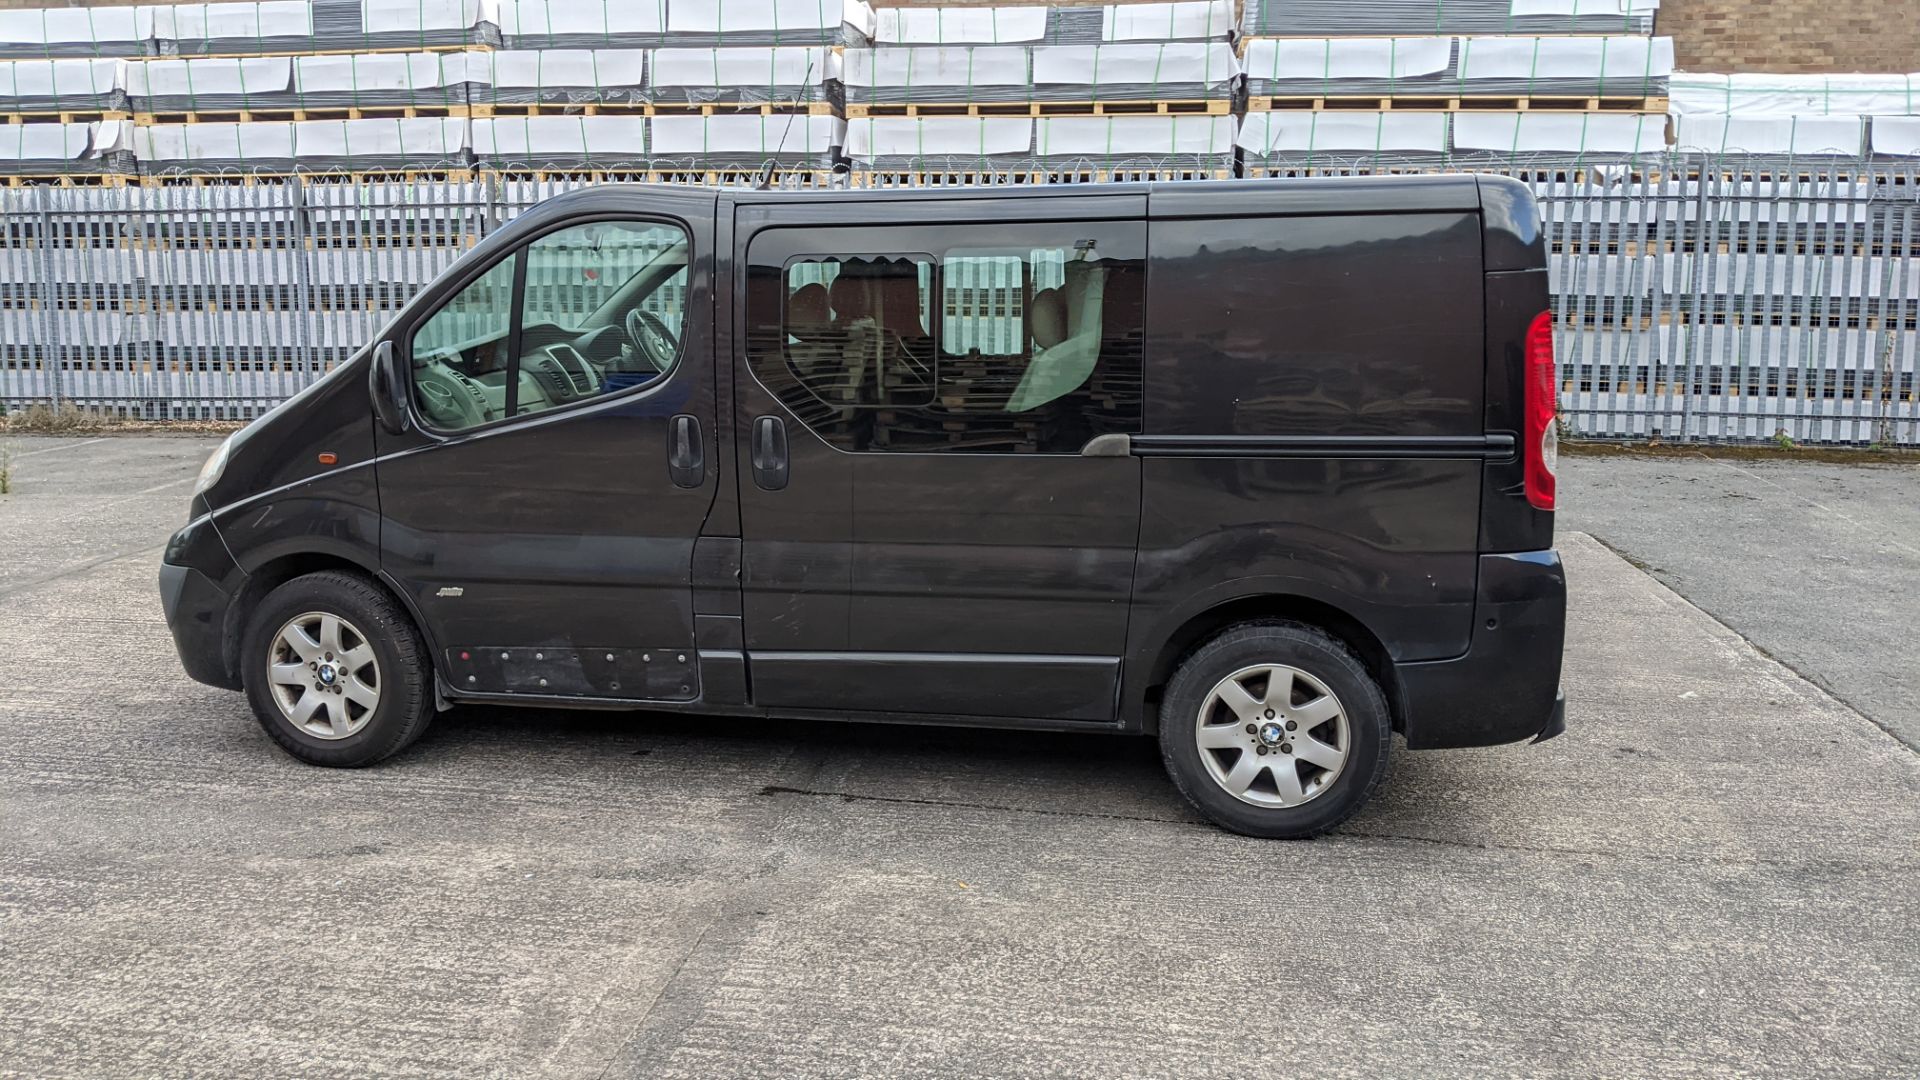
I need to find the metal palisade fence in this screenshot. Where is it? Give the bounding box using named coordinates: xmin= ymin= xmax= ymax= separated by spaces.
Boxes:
xmin=3 ymin=158 xmax=1918 ymax=447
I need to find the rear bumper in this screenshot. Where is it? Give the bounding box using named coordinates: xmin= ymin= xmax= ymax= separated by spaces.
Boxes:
xmin=1394 ymin=549 xmax=1567 ymax=750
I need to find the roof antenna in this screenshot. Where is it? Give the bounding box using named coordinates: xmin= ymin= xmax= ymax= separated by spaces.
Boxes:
xmin=754 ymin=54 xmax=817 ymax=190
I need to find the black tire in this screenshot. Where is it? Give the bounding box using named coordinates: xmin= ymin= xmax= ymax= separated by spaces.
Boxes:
xmin=240 ymin=570 xmax=433 ymax=767
xmin=1159 ymin=621 xmax=1391 ymax=839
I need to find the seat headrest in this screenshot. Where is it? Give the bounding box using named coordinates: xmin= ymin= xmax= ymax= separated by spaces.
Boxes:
xmin=829 ymin=275 xmax=870 ymax=321
xmin=1030 ymin=287 xmax=1067 ymax=350
xmin=787 ymin=282 xmax=831 ymax=341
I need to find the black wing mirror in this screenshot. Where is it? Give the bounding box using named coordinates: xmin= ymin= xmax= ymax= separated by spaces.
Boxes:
xmin=370 ymin=340 xmax=411 ymax=436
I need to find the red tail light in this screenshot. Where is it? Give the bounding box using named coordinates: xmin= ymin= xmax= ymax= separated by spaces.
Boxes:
xmin=1523 ymin=310 xmax=1558 ymax=511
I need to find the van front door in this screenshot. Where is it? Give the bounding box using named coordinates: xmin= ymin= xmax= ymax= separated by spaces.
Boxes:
xmin=373 ymin=193 xmax=718 ymax=701
xmin=733 ymin=196 xmax=1147 ymax=723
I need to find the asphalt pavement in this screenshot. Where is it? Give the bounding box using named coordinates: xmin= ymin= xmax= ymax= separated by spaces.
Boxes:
xmin=0 ymin=436 xmax=1915 ymax=1078
xmin=1561 ymin=448 xmax=1920 ymax=750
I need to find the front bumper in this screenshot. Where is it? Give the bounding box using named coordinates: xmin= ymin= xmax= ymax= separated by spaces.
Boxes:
xmin=159 ymin=515 xmax=243 ymax=690
xmin=1394 ymin=549 xmax=1567 ymax=750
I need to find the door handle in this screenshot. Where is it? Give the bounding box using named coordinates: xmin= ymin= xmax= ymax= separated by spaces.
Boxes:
xmin=751 ymin=415 xmax=789 ymax=491
xmin=668 ymin=413 xmax=704 ymax=489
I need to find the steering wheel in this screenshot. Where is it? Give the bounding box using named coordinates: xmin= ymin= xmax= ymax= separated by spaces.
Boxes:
xmin=624 ymin=308 xmax=680 ymax=372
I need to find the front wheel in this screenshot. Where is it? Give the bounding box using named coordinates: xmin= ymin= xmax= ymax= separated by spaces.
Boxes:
xmin=1159 ymin=622 xmax=1391 ymax=839
xmin=240 ymin=570 xmax=434 ymax=767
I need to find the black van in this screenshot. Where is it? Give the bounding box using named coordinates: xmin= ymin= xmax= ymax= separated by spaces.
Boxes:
xmin=159 ymin=177 xmax=1565 ymax=839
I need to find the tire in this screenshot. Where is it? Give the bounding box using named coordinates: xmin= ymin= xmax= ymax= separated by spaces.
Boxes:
xmin=1159 ymin=621 xmax=1391 ymax=839
xmin=240 ymin=570 xmax=433 ymax=767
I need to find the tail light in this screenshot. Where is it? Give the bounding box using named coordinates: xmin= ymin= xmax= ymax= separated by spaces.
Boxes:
xmin=1523 ymin=310 xmax=1558 ymax=511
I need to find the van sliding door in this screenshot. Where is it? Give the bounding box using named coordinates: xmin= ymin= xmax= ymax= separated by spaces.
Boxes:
xmin=733 ymin=195 xmax=1147 ymax=724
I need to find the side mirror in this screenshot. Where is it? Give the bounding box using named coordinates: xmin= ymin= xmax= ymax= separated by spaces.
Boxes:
xmin=370 ymin=340 xmax=411 ymax=436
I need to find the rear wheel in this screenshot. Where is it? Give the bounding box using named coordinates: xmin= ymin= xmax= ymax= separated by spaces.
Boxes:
xmin=1159 ymin=621 xmax=1391 ymax=839
xmin=241 ymin=571 xmax=433 ymax=767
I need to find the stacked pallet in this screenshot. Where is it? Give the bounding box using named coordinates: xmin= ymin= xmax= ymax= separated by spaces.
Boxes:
xmin=843 ymin=1 xmax=1239 ymax=184
xmin=1239 ymin=0 xmax=1672 ymax=174
xmin=0 ymin=0 xmax=863 ymax=184
xmin=1670 ymin=73 xmax=1920 ymax=163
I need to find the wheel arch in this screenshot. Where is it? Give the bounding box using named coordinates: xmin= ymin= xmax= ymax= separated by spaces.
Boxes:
xmin=1134 ymin=594 xmax=1405 ymax=738
xmin=220 ymin=551 xmax=433 ymax=687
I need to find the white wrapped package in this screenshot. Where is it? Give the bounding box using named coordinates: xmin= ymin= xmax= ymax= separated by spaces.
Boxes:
xmin=0 ymin=59 xmax=125 ymax=98
xmin=497 ymin=0 xmax=665 ymax=37
xmin=1508 ymin=0 xmax=1659 ymax=14
xmin=1872 ymin=116 xmax=1920 ymax=156
xmin=294 ymin=118 xmax=470 ymax=159
xmin=143 ymin=2 xmax=314 ymax=40
xmin=1036 ymin=115 xmax=1234 ymax=156
xmin=1674 ymin=113 xmax=1864 ymax=156
xmin=485 ymin=49 xmax=644 ymax=88
xmin=472 ymin=115 xmax=647 ymax=158
xmin=653 ymin=47 xmax=833 ymax=88
xmin=651 ymin=114 xmax=841 ymax=155
xmin=1243 ymin=38 xmax=1452 ymax=81
xmin=1033 ymin=43 xmax=1239 ymax=88
xmin=847 ymin=117 xmax=1032 ymax=157
xmin=360 ymin=0 xmax=493 ymax=34
xmin=295 ymin=52 xmax=489 ymax=92
xmin=0 ymin=7 xmax=141 ymax=45
xmin=870 ymin=6 xmax=1045 ymax=44
xmin=0 ymin=122 xmax=93 ymax=160
xmin=1237 ymin=111 xmax=1449 ymax=153
xmin=127 ymin=56 xmax=291 ymax=96
xmin=93 ymin=118 xmax=135 ymax=154
xmin=666 ymin=0 xmax=869 ymax=34
xmin=1102 ymin=2 xmax=1232 ymax=42
xmin=1456 ymin=36 xmax=1673 ymax=81
xmin=1454 ymin=112 xmax=1665 ymax=154
xmin=134 ymin=122 xmax=298 ymax=162
xmin=1671 ymin=73 xmax=1920 ymax=117
xmin=845 ymin=46 xmax=1029 ymax=89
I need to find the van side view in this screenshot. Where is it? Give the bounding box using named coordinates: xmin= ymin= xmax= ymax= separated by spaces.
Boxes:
xmin=159 ymin=176 xmax=1566 ymax=839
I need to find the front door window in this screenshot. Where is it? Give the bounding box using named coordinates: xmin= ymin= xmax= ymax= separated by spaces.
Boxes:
xmin=408 ymin=219 xmax=691 ymax=432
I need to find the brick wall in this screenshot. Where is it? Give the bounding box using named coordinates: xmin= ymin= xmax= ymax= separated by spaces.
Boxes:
xmin=1658 ymin=0 xmax=1920 ymax=74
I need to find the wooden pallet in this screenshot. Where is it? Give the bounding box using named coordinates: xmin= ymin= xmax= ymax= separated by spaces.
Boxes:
xmin=464 ymin=100 xmax=835 ymax=118
xmin=3 ymin=110 xmax=131 ymax=126
xmin=152 ymin=42 xmax=486 ymax=61
xmin=3 ymin=173 xmax=132 ymax=187
xmin=127 ymin=168 xmax=477 ymax=187
xmin=133 ymin=104 xmax=465 ymax=124
xmin=849 ymin=166 xmax=1230 ymax=188
xmin=846 ymin=98 xmax=1232 ymax=119
xmin=1248 ymin=94 xmax=1669 ymax=113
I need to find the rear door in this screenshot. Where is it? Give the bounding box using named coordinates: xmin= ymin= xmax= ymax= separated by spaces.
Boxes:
xmin=373 ymin=189 xmax=720 ymax=700
xmin=733 ymin=194 xmax=1148 ymax=723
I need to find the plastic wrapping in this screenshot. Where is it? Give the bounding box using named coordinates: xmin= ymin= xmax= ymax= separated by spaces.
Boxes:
xmin=1243 ymin=0 xmax=1655 ymax=37
xmin=1675 ymin=113 xmax=1866 ymax=158
xmin=1672 ymin=73 xmax=1920 ymax=117
xmin=649 ymin=112 xmax=842 ymax=168
xmin=662 ymin=0 xmax=875 ymax=47
xmin=472 ymin=114 xmax=649 ymax=168
xmin=1453 ymin=110 xmax=1666 ymax=158
xmin=149 ymin=2 xmax=316 ymax=57
xmin=1453 ymin=35 xmax=1671 ymax=97
xmin=292 ymin=52 xmax=488 ymax=109
xmin=847 ymin=115 xmax=1034 ymax=168
xmin=649 ymin=46 xmax=835 ymax=105
xmin=128 ymin=56 xmax=292 ymax=113
xmin=474 ymin=49 xmax=646 ymax=106
xmin=844 ymin=46 xmax=1031 ymax=104
xmin=0 ymin=58 xmax=126 ymax=112
xmin=1243 ymin=38 xmax=1453 ymax=98
xmin=133 ymin=116 xmax=471 ymax=172
xmin=1030 ymin=43 xmax=1238 ymax=101
xmin=0 ymin=7 xmax=144 ymax=59
xmin=498 ymin=0 xmax=667 ymax=49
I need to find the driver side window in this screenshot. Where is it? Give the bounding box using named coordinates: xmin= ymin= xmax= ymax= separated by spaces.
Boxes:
xmin=408 ymin=219 xmax=691 ymax=433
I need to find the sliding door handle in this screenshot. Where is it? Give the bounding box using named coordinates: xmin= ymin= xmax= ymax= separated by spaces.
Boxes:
xmin=751 ymin=415 xmax=789 ymax=491
xmin=668 ymin=413 xmax=704 ymax=488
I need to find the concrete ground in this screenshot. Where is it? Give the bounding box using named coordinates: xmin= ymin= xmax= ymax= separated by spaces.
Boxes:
xmin=1 ymin=436 xmax=1916 ymax=1079
xmin=1561 ymin=450 xmax=1920 ymax=750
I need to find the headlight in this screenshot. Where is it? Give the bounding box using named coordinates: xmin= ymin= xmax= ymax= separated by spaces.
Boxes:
xmin=194 ymin=435 xmax=233 ymax=499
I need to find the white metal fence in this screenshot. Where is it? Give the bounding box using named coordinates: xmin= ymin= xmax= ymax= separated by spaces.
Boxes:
xmin=3 ymin=160 xmax=1918 ymax=446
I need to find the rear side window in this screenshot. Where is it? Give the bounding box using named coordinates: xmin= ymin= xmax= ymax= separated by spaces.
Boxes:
xmin=753 ymin=222 xmax=1145 ymax=454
